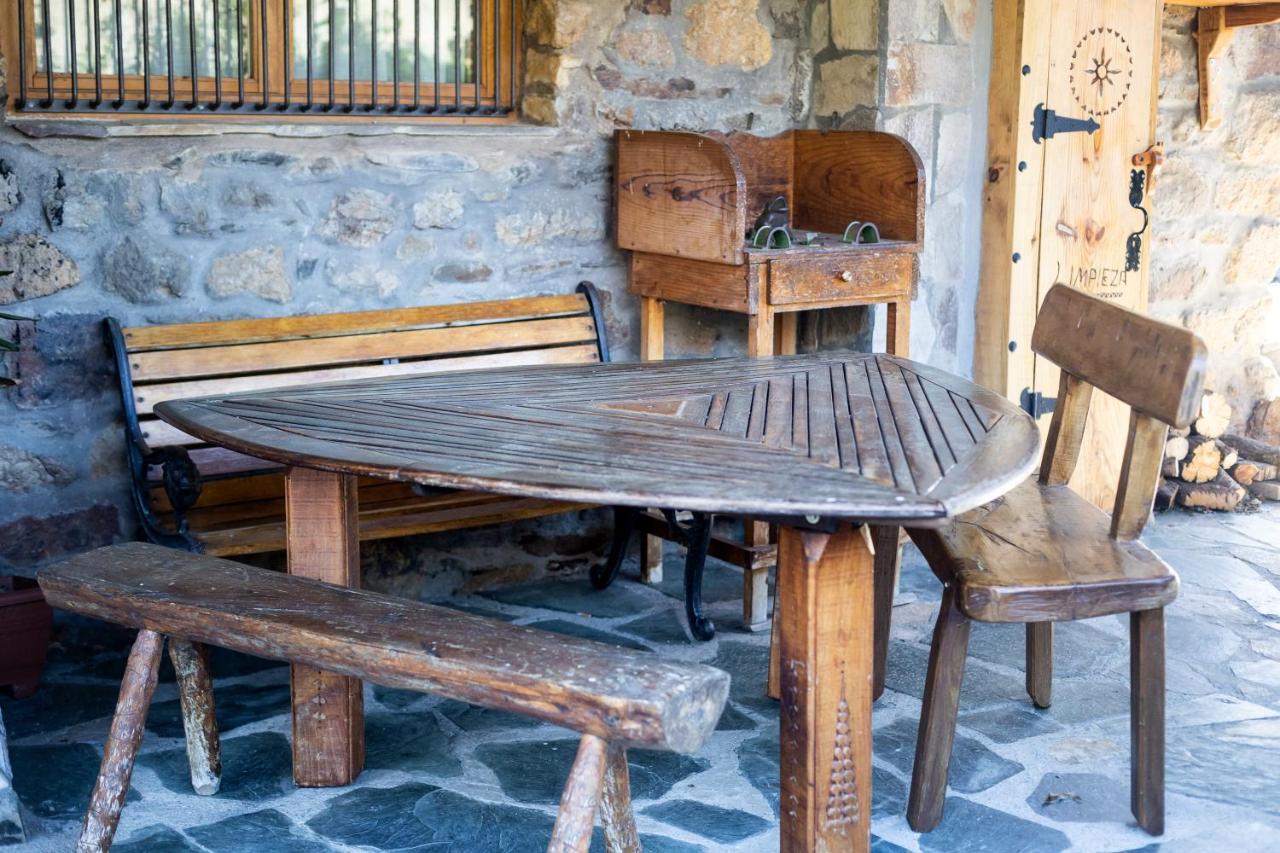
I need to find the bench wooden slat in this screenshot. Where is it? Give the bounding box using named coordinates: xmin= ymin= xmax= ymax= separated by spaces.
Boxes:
xmin=122 ymin=293 xmax=592 ymax=352
xmin=196 ymin=496 xmax=590 ymax=556
xmin=129 ymin=316 xmax=600 ymax=382
xmin=133 ymin=344 xmax=601 ymax=416
xmin=40 ymin=543 xmax=729 ymax=752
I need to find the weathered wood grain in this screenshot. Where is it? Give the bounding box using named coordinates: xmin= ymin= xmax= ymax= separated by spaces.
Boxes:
xmin=777 ymin=525 xmax=874 ymax=853
xmin=40 ymin=543 xmax=730 ymax=754
xmin=168 ymin=640 xmax=221 ymax=796
xmin=285 ymin=467 xmax=363 ymax=787
xmin=599 ymin=743 xmax=640 ymax=853
xmin=548 ymin=735 xmax=608 ymax=853
xmin=156 ymin=353 xmax=1040 ymax=525
xmin=76 ymin=630 xmax=163 ymax=853
xmin=1031 ymin=285 xmax=1208 ymax=429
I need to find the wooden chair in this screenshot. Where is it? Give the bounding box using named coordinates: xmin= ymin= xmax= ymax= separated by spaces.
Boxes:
xmin=39 ymin=543 xmax=729 ymax=853
xmin=905 ymin=284 xmax=1206 ymax=835
xmin=106 ymin=284 xmax=609 ymax=557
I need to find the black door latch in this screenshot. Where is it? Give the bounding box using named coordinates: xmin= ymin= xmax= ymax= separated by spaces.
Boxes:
xmin=1020 ymin=387 xmax=1057 ymax=419
xmin=1031 ymin=103 xmax=1100 ymax=144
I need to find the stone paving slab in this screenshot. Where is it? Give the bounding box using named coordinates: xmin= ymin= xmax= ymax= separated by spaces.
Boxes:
xmin=2 ymin=508 xmax=1279 ymax=851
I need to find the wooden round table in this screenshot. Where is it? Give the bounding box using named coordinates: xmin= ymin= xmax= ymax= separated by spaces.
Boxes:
xmin=159 ymin=351 xmax=1039 ymax=852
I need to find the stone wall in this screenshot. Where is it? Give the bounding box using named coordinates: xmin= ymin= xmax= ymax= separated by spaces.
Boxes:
xmin=1152 ymin=8 xmax=1280 ymax=434
xmin=0 ymin=0 xmax=833 ymax=594
xmin=809 ymin=0 xmax=992 ymax=375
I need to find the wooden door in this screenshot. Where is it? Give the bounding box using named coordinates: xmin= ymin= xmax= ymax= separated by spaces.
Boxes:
xmin=976 ymin=0 xmax=1163 ymax=510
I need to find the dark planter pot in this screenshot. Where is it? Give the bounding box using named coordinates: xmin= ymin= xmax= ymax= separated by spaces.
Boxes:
xmin=0 ymin=577 xmax=52 ymax=699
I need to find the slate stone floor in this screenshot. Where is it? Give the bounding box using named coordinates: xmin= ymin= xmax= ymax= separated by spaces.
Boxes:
xmin=3 ymin=506 xmax=1278 ymax=852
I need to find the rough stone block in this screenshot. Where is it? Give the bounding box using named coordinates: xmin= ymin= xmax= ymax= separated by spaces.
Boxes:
xmin=887 ymin=0 xmax=941 ymax=44
xmin=886 ymin=42 xmax=973 ymax=108
xmin=814 ymin=54 xmax=879 ymax=116
xmin=412 ymin=190 xmax=465 ymax=229
xmin=0 ymin=442 xmax=72 ymax=492
xmin=942 ymin=0 xmax=977 ymax=42
xmin=1227 ymin=91 xmax=1280 ymax=163
xmin=102 ymin=236 xmax=190 ymax=304
xmin=317 ymin=187 xmax=398 ymax=247
xmin=1214 ymin=169 xmax=1280 ymax=217
xmin=206 ymin=245 xmax=292 ymax=303
xmin=831 ymin=0 xmax=878 ymax=51
xmin=326 ymin=261 xmax=400 ymax=298
xmin=1226 ymin=223 xmax=1280 ymax=285
xmin=0 ymin=234 xmax=80 ymax=304
xmin=684 ymin=0 xmax=773 ymax=71
xmin=611 ymin=28 xmax=677 ymax=67
xmin=0 ymin=504 xmax=118 ymax=570
xmin=934 ymin=110 xmax=970 ymax=197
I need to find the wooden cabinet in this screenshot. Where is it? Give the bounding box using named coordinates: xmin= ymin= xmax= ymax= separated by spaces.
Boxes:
xmin=615 ymin=128 xmax=925 ymax=627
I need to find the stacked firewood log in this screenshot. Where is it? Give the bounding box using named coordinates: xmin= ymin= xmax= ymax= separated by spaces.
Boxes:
xmin=1157 ymin=391 xmax=1280 ymax=511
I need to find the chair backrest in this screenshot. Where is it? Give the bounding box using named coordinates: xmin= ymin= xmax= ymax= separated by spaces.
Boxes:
xmin=1030 ymin=284 xmax=1207 ymax=540
xmin=108 ymin=285 xmax=608 ymax=474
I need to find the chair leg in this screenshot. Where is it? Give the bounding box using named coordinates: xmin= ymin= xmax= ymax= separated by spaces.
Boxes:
xmin=1026 ymin=622 xmax=1053 ymax=709
xmin=871 ymin=525 xmax=901 ymax=701
xmin=169 ymin=639 xmax=222 ymax=796
xmin=683 ymin=513 xmax=716 ymax=641
xmin=548 ymin=734 xmax=608 ymax=853
xmin=907 ymin=586 xmax=972 ymax=833
xmin=599 ymin=743 xmax=640 ymax=853
xmin=77 ymin=630 xmax=165 ymax=853
xmin=590 ymin=507 xmax=638 ymax=590
xmin=766 ymin=603 xmax=781 ymax=700
xmin=1131 ymin=608 xmax=1165 ymax=836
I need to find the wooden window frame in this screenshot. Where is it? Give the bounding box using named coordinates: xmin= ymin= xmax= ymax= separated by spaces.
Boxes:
xmin=1 ymin=0 xmax=521 ymax=122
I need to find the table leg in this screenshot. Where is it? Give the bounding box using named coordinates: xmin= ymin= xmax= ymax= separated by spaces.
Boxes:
xmin=886 ymin=300 xmax=911 ymax=357
xmin=285 ymin=467 xmax=364 ymax=787
xmin=639 ymin=298 xmax=665 ymax=585
xmin=775 ymin=311 xmax=799 ymax=356
xmin=743 ymin=310 xmax=776 ymax=629
xmin=777 ymin=523 xmax=874 ymax=853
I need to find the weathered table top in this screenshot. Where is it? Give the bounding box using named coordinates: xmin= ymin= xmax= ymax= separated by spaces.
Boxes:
xmin=157 ymin=352 xmax=1039 ymax=526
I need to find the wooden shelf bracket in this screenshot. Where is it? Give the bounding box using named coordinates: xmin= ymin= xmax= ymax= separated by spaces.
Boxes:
xmin=1192 ymin=3 xmax=1280 ymax=129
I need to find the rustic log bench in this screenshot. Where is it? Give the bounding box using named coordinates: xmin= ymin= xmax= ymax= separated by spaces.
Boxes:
xmin=106 ymin=285 xmax=609 ymax=556
xmin=40 ymin=542 xmax=729 ymax=853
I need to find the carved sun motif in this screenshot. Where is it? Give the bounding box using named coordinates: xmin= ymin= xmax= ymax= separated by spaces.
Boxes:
xmin=1069 ymin=27 xmax=1134 ymax=118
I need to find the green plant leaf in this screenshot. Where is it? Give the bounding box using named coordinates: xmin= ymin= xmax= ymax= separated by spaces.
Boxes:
xmin=0 ymin=339 xmax=17 ymax=351
xmin=0 ymin=312 xmax=34 ymax=322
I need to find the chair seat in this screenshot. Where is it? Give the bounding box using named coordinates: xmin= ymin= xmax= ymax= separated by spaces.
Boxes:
xmin=918 ymin=477 xmax=1178 ymax=623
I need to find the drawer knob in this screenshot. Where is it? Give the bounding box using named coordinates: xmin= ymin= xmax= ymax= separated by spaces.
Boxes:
xmin=840 ymin=270 xmax=853 ymax=282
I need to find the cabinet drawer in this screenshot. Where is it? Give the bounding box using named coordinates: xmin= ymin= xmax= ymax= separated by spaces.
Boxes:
xmin=768 ymin=252 xmax=913 ymax=306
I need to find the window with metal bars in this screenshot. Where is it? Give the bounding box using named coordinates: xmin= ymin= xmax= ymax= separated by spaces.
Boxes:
xmin=2 ymin=0 xmax=520 ymax=118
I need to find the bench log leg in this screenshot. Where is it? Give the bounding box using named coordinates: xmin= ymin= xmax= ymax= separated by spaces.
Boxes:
xmin=600 ymin=743 xmax=640 ymax=853
xmin=906 ymin=586 xmax=971 ymax=833
xmin=78 ymin=629 xmax=164 ymax=853
xmin=285 ymin=467 xmax=364 ymax=787
xmin=777 ymin=523 xmax=874 ymax=853
xmin=548 ymin=734 xmax=608 ymax=853
xmin=169 ymin=639 xmax=221 ymax=796
xmin=1026 ymin=623 xmax=1053 ymax=709
xmin=1131 ymin=608 xmax=1165 ymax=835
xmin=742 ymin=310 xmax=775 ymax=632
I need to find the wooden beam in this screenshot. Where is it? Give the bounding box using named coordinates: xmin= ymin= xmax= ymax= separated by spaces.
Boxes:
xmin=1194 ymin=4 xmax=1280 ymax=129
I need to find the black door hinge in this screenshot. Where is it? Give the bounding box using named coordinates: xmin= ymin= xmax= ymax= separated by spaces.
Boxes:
xmin=1031 ymin=103 xmax=1100 ymax=144
xmin=1020 ymin=387 xmax=1057 ymax=419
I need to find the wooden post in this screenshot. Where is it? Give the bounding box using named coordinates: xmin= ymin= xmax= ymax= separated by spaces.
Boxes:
xmin=743 ymin=309 xmax=777 ymax=630
xmin=1025 ymin=623 xmax=1053 ymax=709
xmin=285 ymin=466 xmax=364 ymax=787
xmin=886 ymin=300 xmax=911 ymax=357
xmin=1196 ymin=8 xmax=1233 ymax=130
xmin=777 ymin=524 xmax=874 ymax=853
xmin=870 ymin=525 xmax=900 ymax=701
xmin=77 ymin=630 xmax=164 ymax=853
xmin=169 ymin=639 xmax=221 ymax=796
xmin=549 ymin=734 xmax=608 ymax=853
xmin=775 ymin=311 xmax=799 ymax=356
xmin=639 ymin=297 xmax=665 ymax=584
xmin=599 ymin=743 xmax=640 ymax=853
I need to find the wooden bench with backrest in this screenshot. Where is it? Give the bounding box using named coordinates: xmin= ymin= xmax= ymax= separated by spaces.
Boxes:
xmin=40 ymin=542 xmax=729 ymax=853
xmin=106 ymin=284 xmax=609 ymax=557
xmin=903 ymin=284 xmax=1207 ymax=836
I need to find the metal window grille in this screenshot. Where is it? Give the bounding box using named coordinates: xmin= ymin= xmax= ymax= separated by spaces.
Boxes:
xmin=8 ymin=0 xmax=518 ymax=117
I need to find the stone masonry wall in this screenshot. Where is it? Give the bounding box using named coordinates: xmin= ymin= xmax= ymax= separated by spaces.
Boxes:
xmin=0 ymin=0 xmax=834 ymax=595
xmin=1153 ymin=8 xmax=1280 ymax=434
xmin=808 ymin=0 xmax=992 ymax=376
